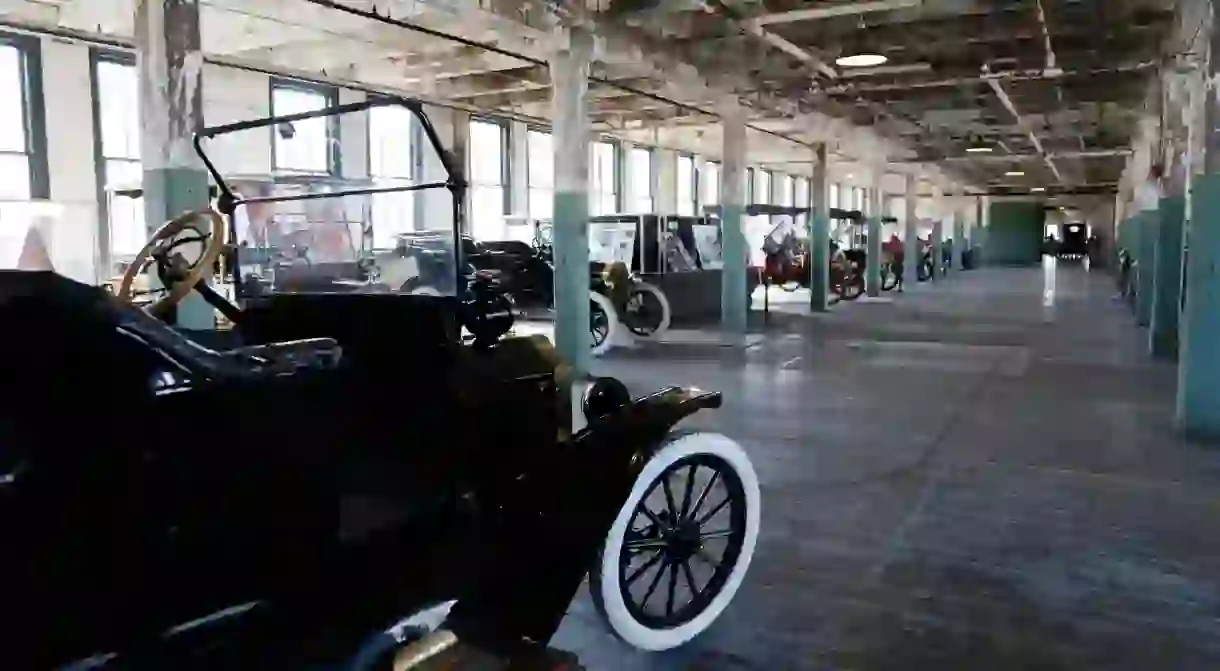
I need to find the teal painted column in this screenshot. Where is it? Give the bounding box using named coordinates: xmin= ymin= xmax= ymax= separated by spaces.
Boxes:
xmin=1150 ymin=196 xmax=1185 ymax=358
xmin=953 ymin=206 xmax=966 ymax=270
xmin=864 ymin=165 xmax=883 ymax=297
xmin=548 ymin=26 xmax=593 ymax=378
xmin=1179 ymin=174 xmax=1220 ymax=439
xmin=974 ymin=196 xmax=987 ymax=267
xmin=808 ymin=143 xmax=829 ymax=311
xmin=136 ymin=0 xmax=212 ymax=330
xmin=902 ymin=175 xmax=920 ymax=286
xmin=720 ymin=102 xmax=748 ymax=339
xmin=1136 ymin=209 xmax=1158 ymax=326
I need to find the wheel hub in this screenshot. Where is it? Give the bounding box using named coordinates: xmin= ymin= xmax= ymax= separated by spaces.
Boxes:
xmin=665 ymin=522 xmax=703 ymax=561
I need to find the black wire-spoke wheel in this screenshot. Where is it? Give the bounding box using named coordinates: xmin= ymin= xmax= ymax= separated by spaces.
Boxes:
xmin=622 ymin=282 xmax=671 ymax=338
xmin=840 ymin=272 xmax=865 ymax=301
xmin=590 ymin=432 xmax=759 ymax=651
xmin=618 ymin=454 xmax=746 ymax=629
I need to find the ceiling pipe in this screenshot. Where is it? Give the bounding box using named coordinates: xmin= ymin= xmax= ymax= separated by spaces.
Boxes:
xmin=701 ymin=0 xmax=838 ymax=78
xmin=749 ymin=0 xmax=923 ymax=27
xmin=983 ymin=65 xmax=1064 ymax=183
xmin=917 ymin=149 xmax=1132 ymax=163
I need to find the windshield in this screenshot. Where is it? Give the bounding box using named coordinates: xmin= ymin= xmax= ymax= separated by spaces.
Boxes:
xmin=196 ymin=97 xmax=462 ymax=299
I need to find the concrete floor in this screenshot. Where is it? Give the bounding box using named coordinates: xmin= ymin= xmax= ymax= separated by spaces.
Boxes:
xmin=551 ymin=262 xmax=1220 ymax=670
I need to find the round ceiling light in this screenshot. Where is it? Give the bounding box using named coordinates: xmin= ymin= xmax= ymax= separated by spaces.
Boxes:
xmin=836 ymin=53 xmax=888 ymax=68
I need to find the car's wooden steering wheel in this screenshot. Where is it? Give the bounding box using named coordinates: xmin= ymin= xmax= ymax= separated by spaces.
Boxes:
xmin=116 ymin=208 xmax=226 ymax=315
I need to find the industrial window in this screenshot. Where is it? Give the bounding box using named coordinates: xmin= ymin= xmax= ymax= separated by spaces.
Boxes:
xmin=794 ymin=177 xmax=809 ymax=209
xmin=702 ymin=161 xmax=719 ymax=208
xmin=590 ymin=140 xmax=618 ymax=215
xmin=526 ymin=129 xmax=552 ymax=220
xmin=95 ymin=57 xmax=144 ymax=260
xmin=628 ymin=147 xmax=652 ymax=214
xmin=829 ymin=183 xmax=840 ymax=209
xmin=676 ymin=154 xmax=696 ymax=216
xmin=753 ymin=169 xmax=771 ymax=205
xmin=0 ymin=43 xmax=30 ymax=201
xmin=469 ymin=119 xmax=507 ymax=239
xmin=777 ymin=174 xmax=794 ymax=208
xmin=271 ymin=81 xmax=335 ymax=175
xmin=368 ymin=104 xmax=414 ymax=248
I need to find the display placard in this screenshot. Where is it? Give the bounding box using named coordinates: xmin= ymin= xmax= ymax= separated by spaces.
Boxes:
xmin=590 ymin=220 xmax=637 ymax=265
xmin=692 ymin=223 xmax=724 ymax=270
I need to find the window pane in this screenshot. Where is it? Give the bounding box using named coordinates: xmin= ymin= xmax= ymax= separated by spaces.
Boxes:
xmin=369 ymin=105 xmax=413 ymax=178
xmin=471 ymin=185 xmax=505 ymax=240
xmin=97 ymin=60 xmax=140 ymax=160
xmin=0 ymin=153 xmax=30 ymax=199
xmin=106 ymin=159 xmax=146 ymax=258
xmin=829 ymin=184 xmax=839 ymax=209
xmin=527 ymin=130 xmax=552 ymax=189
xmin=703 ymin=162 xmax=720 ymax=206
xmin=591 ymin=142 xmax=617 ymax=214
xmin=794 ymin=177 xmax=809 ymax=209
xmin=272 ymin=87 xmax=330 ymax=173
xmin=754 ymin=170 xmax=771 ymax=204
xmin=469 ymin=121 xmax=504 ymax=186
xmin=0 ymin=46 xmax=26 ymax=153
xmin=677 ymin=155 xmax=694 ymax=216
xmin=628 ymin=148 xmax=651 ymax=213
xmin=371 ymin=186 xmax=414 ymax=249
xmin=778 ymin=175 xmax=793 ymax=207
xmin=529 ymin=187 xmax=552 ymax=220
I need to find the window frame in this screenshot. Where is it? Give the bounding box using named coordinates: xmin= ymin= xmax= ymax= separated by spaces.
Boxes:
xmin=269 ymin=77 xmax=340 ymax=176
xmin=89 ymin=47 xmax=139 ymax=274
xmin=627 ymin=145 xmax=653 ymax=214
xmin=702 ymin=160 xmax=720 ymax=210
xmin=469 ymin=115 xmax=511 ymax=216
xmin=367 ymin=103 xmax=418 ymax=247
xmin=525 ymin=126 xmax=553 ymax=220
xmin=0 ymin=30 xmax=47 ymax=200
xmin=676 ymin=152 xmax=697 ymax=216
xmin=590 ymin=138 xmax=620 ymax=215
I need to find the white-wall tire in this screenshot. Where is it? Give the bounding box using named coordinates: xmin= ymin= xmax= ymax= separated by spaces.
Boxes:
xmin=590 ymin=431 xmax=760 ymax=651
xmin=589 ymin=291 xmax=620 ymax=357
xmin=623 ymin=281 xmax=672 ymax=339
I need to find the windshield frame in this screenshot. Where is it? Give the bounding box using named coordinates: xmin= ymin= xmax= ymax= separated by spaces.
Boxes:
xmin=194 ymin=95 xmax=466 ymax=298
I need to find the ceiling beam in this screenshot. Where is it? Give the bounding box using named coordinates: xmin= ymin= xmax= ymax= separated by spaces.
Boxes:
xmin=750 ymin=0 xmax=923 ymax=27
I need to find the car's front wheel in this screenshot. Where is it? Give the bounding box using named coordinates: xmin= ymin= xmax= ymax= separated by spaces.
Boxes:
xmin=590 ymin=431 xmax=760 ymax=651
xmin=589 ymin=291 xmax=620 ymax=357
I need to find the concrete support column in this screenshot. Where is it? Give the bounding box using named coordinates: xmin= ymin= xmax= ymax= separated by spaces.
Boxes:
xmin=548 ymin=26 xmax=593 ymax=377
xmin=720 ymin=100 xmax=748 ymax=339
xmin=136 ymin=0 xmax=211 ymax=330
xmin=903 ymin=175 xmax=919 ymax=285
xmin=808 ymin=143 xmax=829 ymax=311
xmin=1136 ymin=193 xmax=1159 ymax=327
xmin=1177 ymin=10 xmax=1220 ymax=438
xmin=931 ymin=185 xmax=943 ymax=281
xmin=865 ymin=165 xmax=883 ymax=297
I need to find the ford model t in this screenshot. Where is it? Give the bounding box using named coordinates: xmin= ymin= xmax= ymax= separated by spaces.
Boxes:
xmin=0 ymin=96 xmax=759 ymax=669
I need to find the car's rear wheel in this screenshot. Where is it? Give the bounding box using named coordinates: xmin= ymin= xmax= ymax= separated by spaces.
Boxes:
xmin=590 ymin=432 xmax=760 ymax=651
xmin=622 ymin=281 xmax=671 ymax=339
xmin=590 ymin=291 xmax=619 ymax=357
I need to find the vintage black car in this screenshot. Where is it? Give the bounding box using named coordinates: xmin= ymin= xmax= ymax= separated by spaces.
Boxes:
xmin=0 ymin=96 xmax=760 ymax=670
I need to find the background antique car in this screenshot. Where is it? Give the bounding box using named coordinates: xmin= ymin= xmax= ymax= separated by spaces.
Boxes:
xmin=0 ymin=96 xmax=760 ymax=670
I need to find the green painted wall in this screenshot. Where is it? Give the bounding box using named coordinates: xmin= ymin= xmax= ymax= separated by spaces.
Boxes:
xmin=986 ymin=201 xmax=1045 ymax=266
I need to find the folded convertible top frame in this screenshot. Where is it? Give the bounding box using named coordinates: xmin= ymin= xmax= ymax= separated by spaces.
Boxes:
xmin=193 ymin=95 xmax=467 ymax=293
